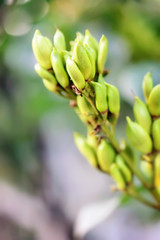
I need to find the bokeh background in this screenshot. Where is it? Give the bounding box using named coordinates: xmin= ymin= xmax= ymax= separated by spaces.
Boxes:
xmin=0 ymin=0 xmax=160 ymax=239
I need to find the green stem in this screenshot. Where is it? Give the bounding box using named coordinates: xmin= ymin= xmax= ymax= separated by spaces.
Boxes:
xmin=127 ymin=186 xmax=160 ymax=211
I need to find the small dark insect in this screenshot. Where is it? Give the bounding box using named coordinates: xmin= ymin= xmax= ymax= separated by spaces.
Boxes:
xmin=72 ymin=85 xmax=82 ymax=96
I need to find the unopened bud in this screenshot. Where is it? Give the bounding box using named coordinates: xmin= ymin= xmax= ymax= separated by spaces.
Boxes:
xmin=97 ymin=34 xmax=108 ymax=74
xmin=116 ymin=155 xmax=132 ymax=184
xmin=53 ymin=28 xmax=66 ymax=51
xmin=97 ymin=139 xmax=116 ymax=173
xmin=133 ymin=96 xmax=151 ymax=134
xmin=32 ymin=30 xmax=52 ymax=69
xmin=148 ymin=84 xmax=160 ymax=117
xmin=142 ymin=72 xmax=153 ymax=103
xmin=110 ymin=163 xmax=126 ymax=190
xmin=34 ymin=63 xmax=57 ymax=85
xmin=74 ymin=132 xmax=97 ymax=167
xmin=152 ymin=118 xmax=160 ymax=151
xmin=66 ymin=57 xmax=85 ymax=91
xmin=51 ymin=48 xmax=69 ymax=88
xmin=126 ymin=117 xmax=152 ymax=154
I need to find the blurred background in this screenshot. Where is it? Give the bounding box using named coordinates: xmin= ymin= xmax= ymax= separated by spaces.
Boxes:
xmin=0 ymin=0 xmax=160 ymax=239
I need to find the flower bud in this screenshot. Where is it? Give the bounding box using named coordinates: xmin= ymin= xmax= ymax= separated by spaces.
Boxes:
xmin=53 ymin=28 xmax=66 ymax=51
xmin=140 ymin=161 xmax=153 ymax=184
xmin=97 ymin=139 xmax=116 ymax=173
xmin=91 ymin=82 xmax=108 ymax=114
xmin=97 ymin=35 xmax=108 ymax=74
xmin=154 ymin=153 xmax=160 ymax=195
xmin=98 ymin=74 xmax=105 ymax=84
xmin=66 ymin=57 xmax=85 ymax=91
xmin=34 ymin=63 xmax=57 ymax=85
xmin=126 ymin=117 xmax=152 ymax=154
xmin=152 ymin=118 xmax=160 ymax=151
xmin=42 ymin=79 xmax=57 ymax=92
xmin=32 ymin=30 xmax=53 ymax=69
xmin=110 ymin=163 xmax=126 ymax=190
xmin=133 ymin=96 xmax=151 ymax=134
xmin=84 ymin=43 xmax=96 ymax=79
xmin=77 ymin=95 xmax=94 ymax=116
xmin=83 ymin=30 xmax=98 ymax=53
xmin=142 ymin=72 xmax=153 ymax=103
xmin=76 ymin=32 xmax=84 ymax=42
xmin=87 ymin=127 xmax=98 ymax=149
xmin=148 ymin=84 xmax=160 ymax=117
xmin=116 ymin=155 xmax=132 ymax=184
xmin=105 ymin=83 xmax=120 ymax=114
xmin=74 ymin=132 xmax=97 ymax=167
xmin=73 ymin=39 xmax=92 ymax=80
xmin=50 ymin=48 xmax=69 ymax=88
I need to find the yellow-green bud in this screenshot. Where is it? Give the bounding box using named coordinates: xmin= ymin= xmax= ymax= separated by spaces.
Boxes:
xmin=152 ymin=118 xmax=160 ymax=151
xmin=50 ymin=48 xmax=69 ymax=88
xmin=77 ymin=95 xmax=94 ymax=116
xmin=83 ymin=29 xmax=98 ymax=53
xmin=142 ymin=72 xmax=153 ymax=103
xmin=98 ymin=74 xmax=105 ymax=84
xmin=154 ymin=153 xmax=160 ymax=195
xmin=66 ymin=57 xmax=85 ymax=91
xmin=32 ymin=30 xmax=53 ymax=69
xmin=87 ymin=128 xmax=98 ymax=149
xmin=140 ymin=161 xmax=153 ymax=184
xmin=126 ymin=117 xmax=152 ymax=154
xmin=97 ymin=34 xmax=108 ymax=74
xmin=133 ymin=96 xmax=152 ymax=134
xmin=91 ymin=82 xmax=108 ymax=114
xmin=73 ymin=39 xmax=92 ymax=80
xmin=76 ymin=32 xmax=85 ymax=42
xmin=97 ymin=139 xmax=116 ymax=173
xmin=74 ymin=132 xmax=97 ymax=167
xmin=84 ymin=43 xmax=96 ymax=79
xmin=148 ymin=84 xmax=160 ymax=117
xmin=42 ymin=79 xmax=57 ymax=92
xmin=34 ymin=63 xmax=57 ymax=85
xmin=105 ymin=83 xmax=120 ymax=114
xmin=53 ymin=28 xmax=66 ymax=51
xmin=110 ymin=163 xmax=126 ymax=190
xmin=116 ymin=155 xmax=132 ymax=184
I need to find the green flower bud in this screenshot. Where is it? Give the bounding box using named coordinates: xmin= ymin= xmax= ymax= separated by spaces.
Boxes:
xmin=77 ymin=95 xmax=94 ymax=116
xmin=76 ymin=32 xmax=85 ymax=42
xmin=140 ymin=161 xmax=153 ymax=184
xmin=133 ymin=96 xmax=152 ymax=134
xmin=142 ymin=72 xmax=153 ymax=103
xmin=34 ymin=63 xmax=57 ymax=85
xmin=66 ymin=57 xmax=85 ymax=91
xmin=83 ymin=29 xmax=98 ymax=53
xmin=116 ymin=155 xmax=132 ymax=184
xmin=42 ymin=79 xmax=57 ymax=92
xmin=50 ymin=48 xmax=69 ymax=88
xmin=97 ymin=139 xmax=116 ymax=173
xmin=32 ymin=30 xmax=53 ymax=69
xmin=105 ymin=83 xmax=120 ymax=114
xmin=91 ymin=82 xmax=108 ymax=114
xmin=84 ymin=43 xmax=96 ymax=79
xmin=97 ymin=34 xmax=108 ymax=74
xmin=126 ymin=117 xmax=152 ymax=154
xmin=53 ymin=28 xmax=66 ymax=51
xmin=74 ymin=132 xmax=97 ymax=167
xmin=154 ymin=153 xmax=160 ymax=195
xmin=148 ymin=84 xmax=160 ymax=117
xmin=73 ymin=39 xmax=92 ymax=80
xmin=110 ymin=163 xmax=126 ymax=190
xmin=152 ymin=118 xmax=160 ymax=151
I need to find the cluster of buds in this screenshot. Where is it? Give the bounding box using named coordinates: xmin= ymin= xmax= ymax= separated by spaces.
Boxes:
xmin=32 ymin=28 xmax=160 ymax=209
xmin=126 ymin=72 xmax=160 ymax=194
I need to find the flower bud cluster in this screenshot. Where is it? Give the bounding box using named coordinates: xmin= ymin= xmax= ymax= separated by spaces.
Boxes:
xmin=126 ymin=72 xmax=160 ymax=194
